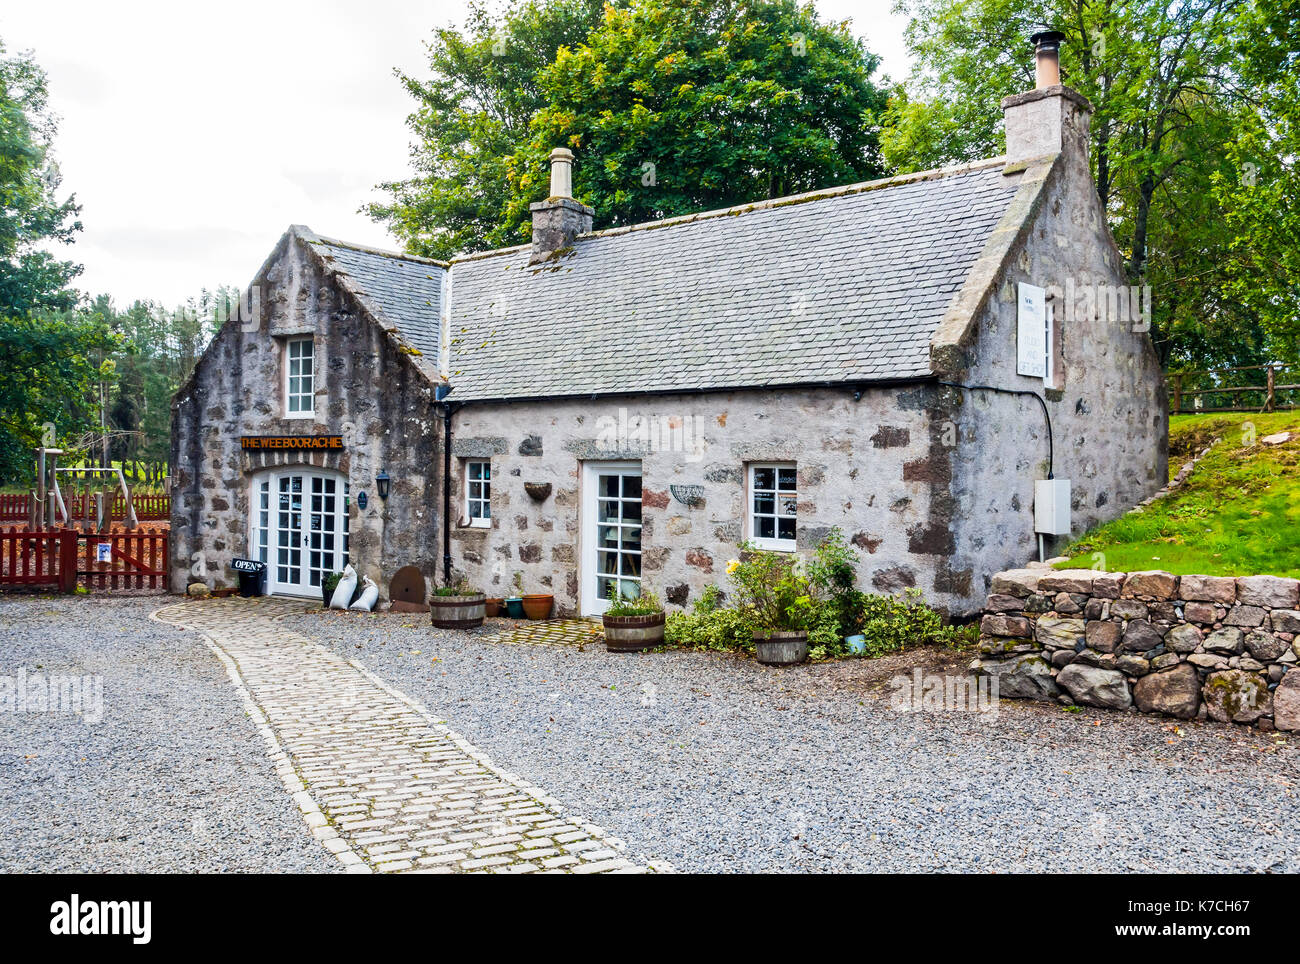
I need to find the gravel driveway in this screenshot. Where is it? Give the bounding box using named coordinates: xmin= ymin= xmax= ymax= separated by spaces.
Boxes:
xmin=0 ymin=595 xmax=336 ymax=873
xmin=4 ymin=595 xmax=1297 ymax=873
xmin=293 ymin=609 xmax=1300 ymax=873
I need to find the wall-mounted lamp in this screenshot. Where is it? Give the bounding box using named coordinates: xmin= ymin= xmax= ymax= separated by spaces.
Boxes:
xmin=375 ymin=470 xmax=391 ymax=501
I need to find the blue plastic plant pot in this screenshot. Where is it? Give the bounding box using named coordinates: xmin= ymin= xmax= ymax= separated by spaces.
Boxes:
xmin=845 ymin=634 xmax=867 ymax=655
xmin=505 ymin=597 xmax=525 ymax=619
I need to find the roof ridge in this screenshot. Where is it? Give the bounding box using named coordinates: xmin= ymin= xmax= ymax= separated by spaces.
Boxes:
xmin=446 ymin=155 xmax=1008 ymax=265
xmin=311 ymin=233 xmax=450 ymax=269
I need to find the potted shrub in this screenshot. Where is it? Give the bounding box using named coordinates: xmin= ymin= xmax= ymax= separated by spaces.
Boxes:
xmin=322 ymin=571 xmax=342 ymax=608
xmin=429 ymin=581 xmax=486 ymax=629
xmin=726 ymin=544 xmax=814 ymax=666
xmin=603 ymin=592 xmax=665 ymax=652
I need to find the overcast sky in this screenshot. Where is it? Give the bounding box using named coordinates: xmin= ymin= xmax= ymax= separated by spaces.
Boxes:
xmin=1 ymin=1 xmax=913 ymax=307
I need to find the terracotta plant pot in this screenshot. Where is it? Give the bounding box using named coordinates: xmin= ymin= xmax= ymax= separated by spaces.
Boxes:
xmin=430 ymin=593 xmax=486 ymax=629
xmin=603 ymin=612 xmax=665 ymax=652
xmin=753 ymin=630 xmax=809 ymax=666
xmin=484 ymin=597 xmax=503 ymax=617
xmin=521 ymin=594 xmax=553 ymax=620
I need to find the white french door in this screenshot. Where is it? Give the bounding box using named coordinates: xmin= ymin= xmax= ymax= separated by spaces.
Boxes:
xmin=580 ymin=461 xmax=643 ymax=615
xmin=252 ymin=470 xmax=349 ymax=596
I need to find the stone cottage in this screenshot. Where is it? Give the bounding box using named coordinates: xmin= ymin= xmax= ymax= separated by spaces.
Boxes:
xmin=171 ymin=35 xmax=1167 ymax=615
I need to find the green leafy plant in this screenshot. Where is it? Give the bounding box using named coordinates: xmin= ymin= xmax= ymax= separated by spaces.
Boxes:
xmin=666 ymin=534 xmax=971 ymax=660
xmin=605 ymin=591 xmax=663 ymax=618
xmin=724 ymin=541 xmax=819 ymax=632
xmin=857 ymin=588 xmax=973 ymax=657
xmin=432 ymin=579 xmax=481 ymax=596
xmin=322 ymin=571 xmax=343 ymax=597
xmin=664 ymin=587 xmax=757 ymax=652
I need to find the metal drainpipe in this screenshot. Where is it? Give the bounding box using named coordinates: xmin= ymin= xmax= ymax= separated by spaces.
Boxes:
xmin=439 ymin=400 xmax=460 ymax=585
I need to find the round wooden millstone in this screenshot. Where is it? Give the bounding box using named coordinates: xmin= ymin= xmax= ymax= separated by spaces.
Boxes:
xmin=388 ymin=566 xmax=429 ymax=612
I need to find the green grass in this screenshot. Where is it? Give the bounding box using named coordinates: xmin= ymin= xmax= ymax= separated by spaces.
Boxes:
xmin=1057 ymin=410 xmax=1300 ymax=578
xmin=3 ymin=459 xmax=168 ymax=495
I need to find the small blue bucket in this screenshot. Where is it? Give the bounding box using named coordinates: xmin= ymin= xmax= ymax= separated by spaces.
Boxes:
xmin=845 ymin=634 xmax=867 ymax=655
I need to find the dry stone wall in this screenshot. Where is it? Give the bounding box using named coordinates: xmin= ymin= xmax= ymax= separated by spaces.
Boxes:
xmin=972 ymin=568 xmax=1300 ymax=730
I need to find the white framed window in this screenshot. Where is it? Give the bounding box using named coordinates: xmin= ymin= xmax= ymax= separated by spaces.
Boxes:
xmin=465 ymin=460 xmax=491 ymax=527
xmin=285 ymin=337 xmax=315 ymax=417
xmin=748 ymin=462 xmax=797 ymax=551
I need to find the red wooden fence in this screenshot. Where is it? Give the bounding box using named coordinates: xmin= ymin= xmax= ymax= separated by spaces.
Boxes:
xmin=0 ymin=529 xmax=68 ymax=589
xmin=0 ymin=526 xmax=169 ymax=592
xmin=0 ymin=492 xmax=170 ymax=522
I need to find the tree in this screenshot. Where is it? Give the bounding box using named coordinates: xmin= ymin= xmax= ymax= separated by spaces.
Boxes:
xmin=0 ymin=313 xmax=118 ymax=483
xmin=0 ymin=40 xmax=81 ymax=316
xmin=368 ymin=0 xmax=610 ymax=259
xmin=372 ymin=0 xmax=889 ymax=255
xmin=883 ymin=0 xmax=1292 ymax=369
xmin=507 ymin=0 xmax=889 ymax=236
xmin=1210 ymin=0 xmax=1300 ymax=365
xmin=0 ymin=40 xmax=94 ymax=483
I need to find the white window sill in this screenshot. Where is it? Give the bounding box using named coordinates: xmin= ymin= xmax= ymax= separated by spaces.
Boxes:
xmin=283 ymin=412 xmax=316 ymax=420
xmin=750 ymin=536 xmax=797 ymax=552
xmin=465 ymin=518 xmax=491 ymax=529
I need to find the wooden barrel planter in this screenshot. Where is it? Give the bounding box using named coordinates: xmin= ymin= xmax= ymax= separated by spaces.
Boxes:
xmin=603 ymin=612 xmax=666 ymax=652
xmin=753 ymin=631 xmax=808 ymax=666
xmin=430 ymin=593 xmax=486 ymax=629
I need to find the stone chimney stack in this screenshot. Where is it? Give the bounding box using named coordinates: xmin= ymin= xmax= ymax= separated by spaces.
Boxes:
xmin=530 ymin=147 xmax=593 ymax=264
xmin=1001 ymin=31 xmax=1093 ymax=166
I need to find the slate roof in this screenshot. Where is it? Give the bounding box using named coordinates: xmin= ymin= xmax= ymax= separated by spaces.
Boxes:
xmin=309 ymin=234 xmax=446 ymax=363
xmin=295 ymin=159 xmax=1021 ymax=399
xmin=445 ymin=160 xmax=1019 ymax=400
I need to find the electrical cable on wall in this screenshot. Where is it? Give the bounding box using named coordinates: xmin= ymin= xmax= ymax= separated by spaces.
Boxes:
xmin=937 ymin=381 xmax=1054 ymax=479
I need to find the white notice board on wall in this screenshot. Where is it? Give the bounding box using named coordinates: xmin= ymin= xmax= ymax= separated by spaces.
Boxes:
xmin=1017 ymin=282 xmax=1047 ymax=378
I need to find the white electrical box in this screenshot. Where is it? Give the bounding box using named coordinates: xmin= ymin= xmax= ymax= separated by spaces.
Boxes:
xmin=1034 ymin=479 xmax=1072 ymax=535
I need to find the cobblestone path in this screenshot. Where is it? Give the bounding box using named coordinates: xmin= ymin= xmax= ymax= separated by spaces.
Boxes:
xmin=153 ymin=597 xmax=661 ymax=874
xmin=485 ymin=618 xmax=603 ymax=648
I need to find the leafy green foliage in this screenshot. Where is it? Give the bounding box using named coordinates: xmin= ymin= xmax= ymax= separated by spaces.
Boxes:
xmin=1059 ymin=412 xmax=1300 ymax=577
xmin=0 ymin=40 xmax=97 ymax=481
xmin=723 ymin=541 xmax=817 ymax=631
xmin=0 ymin=313 xmax=120 ymax=481
xmin=367 ymin=0 xmax=608 ymax=259
xmin=665 ymin=530 xmax=969 ymax=660
xmin=855 ymin=588 xmax=975 ymax=657
xmin=605 ymin=590 xmax=663 ymax=617
xmin=0 ymin=41 xmax=81 ymax=317
xmin=372 ymin=0 xmax=887 ymax=255
xmin=885 ymin=0 xmax=1296 ymax=370
xmin=664 ymin=585 xmax=758 ymax=651
xmin=433 ymin=579 xmax=483 ymax=596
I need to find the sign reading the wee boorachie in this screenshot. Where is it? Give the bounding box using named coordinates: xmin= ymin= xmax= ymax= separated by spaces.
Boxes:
xmin=240 ymin=435 xmax=344 ymax=451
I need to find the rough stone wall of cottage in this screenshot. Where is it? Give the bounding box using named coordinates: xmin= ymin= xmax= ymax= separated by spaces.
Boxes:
xmin=170 ymin=233 xmax=443 ymax=596
xmin=939 ymin=103 xmax=1168 ymax=605
xmin=446 ymin=389 xmax=945 ymax=617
